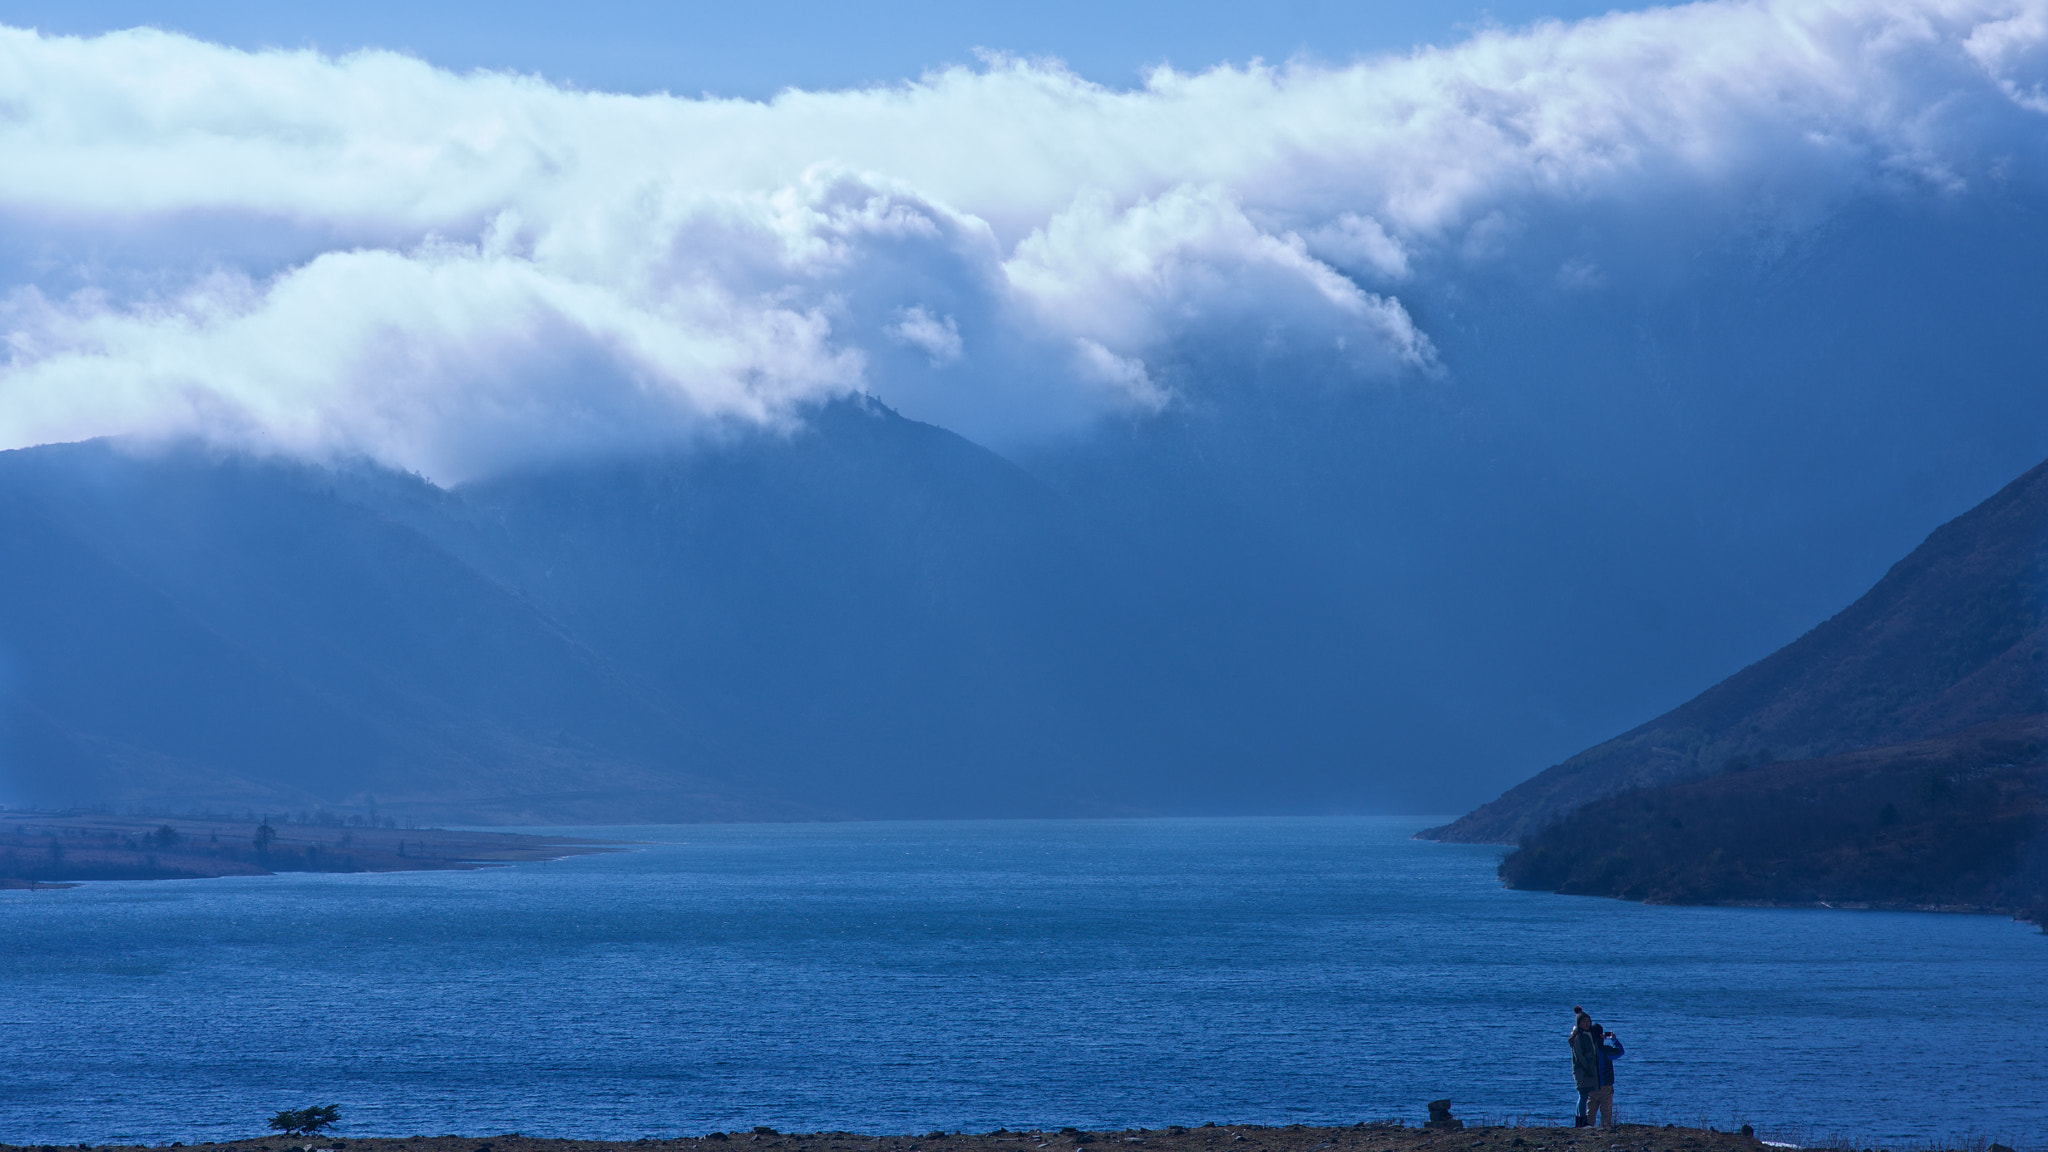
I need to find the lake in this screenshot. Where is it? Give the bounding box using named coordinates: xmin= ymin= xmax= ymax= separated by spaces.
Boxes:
xmin=1 ymin=818 xmax=2042 ymax=1149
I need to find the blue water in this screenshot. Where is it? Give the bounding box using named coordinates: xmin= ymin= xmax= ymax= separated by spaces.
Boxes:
xmin=1 ymin=818 xmax=2043 ymax=1149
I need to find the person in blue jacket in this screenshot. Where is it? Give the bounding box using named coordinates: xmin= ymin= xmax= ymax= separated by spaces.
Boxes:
xmin=1586 ymin=1023 xmax=1625 ymax=1127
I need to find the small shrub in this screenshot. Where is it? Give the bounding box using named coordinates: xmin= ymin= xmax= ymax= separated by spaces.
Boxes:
xmin=268 ymin=1105 xmax=341 ymax=1136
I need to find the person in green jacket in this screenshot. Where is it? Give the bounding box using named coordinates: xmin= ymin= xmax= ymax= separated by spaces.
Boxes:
xmin=1569 ymin=1007 xmax=1599 ymax=1126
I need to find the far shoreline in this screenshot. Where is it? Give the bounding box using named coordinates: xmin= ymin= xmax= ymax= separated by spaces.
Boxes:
xmin=0 ymin=810 xmax=628 ymax=887
xmin=10 ymin=811 xmax=2041 ymax=935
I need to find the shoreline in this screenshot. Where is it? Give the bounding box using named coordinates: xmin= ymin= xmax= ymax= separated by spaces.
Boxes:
xmin=1413 ymin=831 xmax=2047 ymax=929
xmin=11 ymin=810 xmax=2040 ymax=932
xmin=0 ymin=811 xmax=626 ymax=886
xmin=0 ymin=1121 xmax=2015 ymax=1152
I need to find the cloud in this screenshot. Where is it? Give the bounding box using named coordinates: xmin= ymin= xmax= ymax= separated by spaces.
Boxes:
xmin=0 ymin=0 xmax=2045 ymax=480
xmin=0 ymin=244 xmax=861 ymax=482
xmin=887 ymin=306 xmax=964 ymax=365
xmin=1072 ymin=338 xmax=1167 ymax=412
xmin=1302 ymin=214 xmax=1410 ymax=282
xmin=1967 ymin=4 xmax=2048 ymax=112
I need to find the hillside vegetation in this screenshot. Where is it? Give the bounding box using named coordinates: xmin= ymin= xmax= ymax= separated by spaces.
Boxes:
xmin=1496 ymin=716 xmax=2048 ymax=924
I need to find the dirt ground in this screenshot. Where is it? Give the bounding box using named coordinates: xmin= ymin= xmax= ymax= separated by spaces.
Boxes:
xmin=0 ymin=1122 xmax=1861 ymax=1152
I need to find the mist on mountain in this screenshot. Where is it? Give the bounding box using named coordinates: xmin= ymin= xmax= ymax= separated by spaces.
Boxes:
xmin=9 ymin=186 xmax=2048 ymax=822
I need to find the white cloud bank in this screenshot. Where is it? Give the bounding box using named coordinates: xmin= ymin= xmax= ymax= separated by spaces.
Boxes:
xmin=1 ymin=0 xmax=2045 ymax=481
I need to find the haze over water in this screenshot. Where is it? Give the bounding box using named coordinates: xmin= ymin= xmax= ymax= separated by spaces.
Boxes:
xmin=2 ymin=818 xmax=2041 ymax=1149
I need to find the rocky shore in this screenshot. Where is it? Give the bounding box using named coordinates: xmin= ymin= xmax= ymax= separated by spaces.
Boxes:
xmin=1 ymin=1122 xmax=2007 ymax=1152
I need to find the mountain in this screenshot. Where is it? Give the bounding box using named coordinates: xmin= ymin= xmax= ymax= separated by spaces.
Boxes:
xmin=352 ymin=397 xmax=1200 ymax=819
xmin=0 ymin=439 xmax=762 ymax=823
xmin=13 ymin=386 xmax=2048 ymax=829
xmin=1423 ymin=454 xmax=2048 ymax=844
xmin=0 ymin=399 xmax=1280 ymax=822
xmin=1496 ymin=715 xmax=2048 ymax=924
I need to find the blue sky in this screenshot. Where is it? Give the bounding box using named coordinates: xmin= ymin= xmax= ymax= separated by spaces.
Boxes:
xmin=0 ymin=0 xmax=1653 ymax=96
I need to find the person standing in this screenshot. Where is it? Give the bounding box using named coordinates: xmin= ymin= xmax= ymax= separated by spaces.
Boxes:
xmin=1587 ymin=1023 xmax=1625 ymax=1127
xmin=1569 ymin=1008 xmax=1599 ymax=1126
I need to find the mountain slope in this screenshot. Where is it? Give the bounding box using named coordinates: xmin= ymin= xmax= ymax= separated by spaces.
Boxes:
xmin=366 ymin=397 xmax=1198 ymax=818
xmin=1496 ymin=715 xmax=2048 ymax=923
xmin=0 ymin=401 xmax=1222 ymax=821
xmin=0 ymin=440 xmax=766 ymax=821
xmin=1423 ymin=454 xmax=2048 ymax=843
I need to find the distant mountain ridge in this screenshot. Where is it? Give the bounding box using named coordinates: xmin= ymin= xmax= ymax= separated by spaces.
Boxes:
xmin=357 ymin=397 xmax=1198 ymax=819
xmin=0 ymin=400 xmax=1105 ymax=820
xmin=1423 ymin=454 xmax=2048 ymax=844
xmin=0 ymin=399 xmax=1335 ymax=822
xmin=13 ymin=401 xmax=2048 ymax=829
xmin=0 ymin=437 xmax=762 ymax=822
